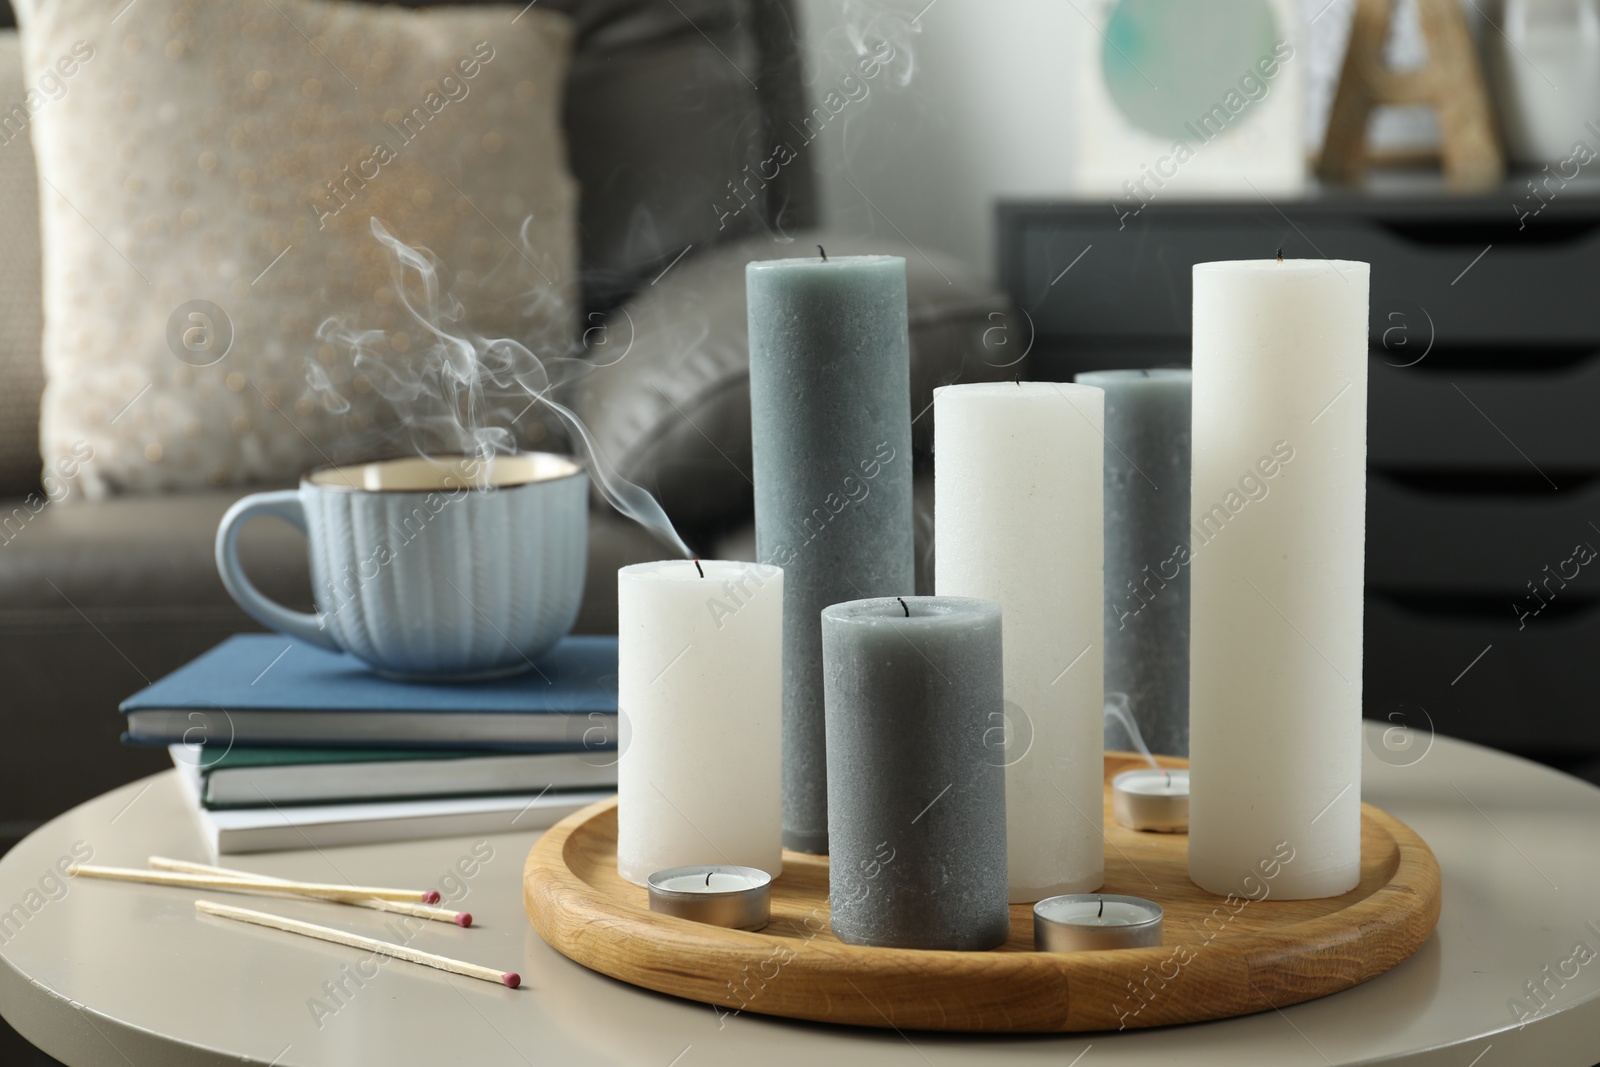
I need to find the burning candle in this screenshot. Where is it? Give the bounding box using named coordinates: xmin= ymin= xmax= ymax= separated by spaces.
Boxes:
xmin=1112 ymin=768 xmax=1190 ymax=832
xmin=646 ymin=865 xmax=772 ymax=931
xmin=747 ymin=253 xmax=916 ymax=855
xmin=616 ymin=560 xmax=783 ymax=886
xmin=1033 ymin=894 xmax=1164 ymax=952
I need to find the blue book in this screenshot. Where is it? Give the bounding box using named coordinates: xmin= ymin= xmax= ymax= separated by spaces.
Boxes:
xmin=121 ymin=634 xmax=619 ymax=751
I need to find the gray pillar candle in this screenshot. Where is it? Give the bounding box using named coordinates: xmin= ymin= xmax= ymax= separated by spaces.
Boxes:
xmin=747 ymin=255 xmax=916 ymax=855
xmin=1075 ymin=369 xmax=1192 ymax=757
xmin=820 ymin=596 xmax=1009 ymax=951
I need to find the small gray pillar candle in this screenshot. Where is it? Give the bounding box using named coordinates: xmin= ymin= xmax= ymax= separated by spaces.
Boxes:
xmin=1075 ymin=369 xmax=1192 ymax=757
xmin=747 ymin=255 xmax=916 ymax=854
xmin=821 ymin=596 xmax=1009 ymax=951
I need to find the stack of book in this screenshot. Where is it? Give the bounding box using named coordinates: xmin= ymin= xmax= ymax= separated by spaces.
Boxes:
xmin=120 ymin=634 xmax=620 ymax=854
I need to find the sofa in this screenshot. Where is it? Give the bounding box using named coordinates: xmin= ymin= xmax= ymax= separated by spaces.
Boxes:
xmin=0 ymin=0 xmax=1019 ymax=843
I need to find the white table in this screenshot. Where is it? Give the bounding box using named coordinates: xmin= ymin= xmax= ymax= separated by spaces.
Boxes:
xmin=1 ymin=724 xmax=1598 ymax=1066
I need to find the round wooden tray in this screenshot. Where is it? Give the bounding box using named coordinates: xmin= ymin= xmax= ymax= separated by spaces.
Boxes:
xmin=523 ymin=753 xmax=1441 ymax=1032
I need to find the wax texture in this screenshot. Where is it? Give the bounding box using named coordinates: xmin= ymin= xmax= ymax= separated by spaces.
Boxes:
xmin=747 ymin=255 xmax=915 ymax=854
xmin=934 ymin=382 xmax=1105 ymax=902
xmin=821 ymin=597 xmax=1009 ymax=951
xmin=1188 ymin=259 xmax=1369 ymax=900
xmin=616 ymin=560 xmax=783 ymax=886
xmin=1076 ymin=369 xmax=1192 ymax=757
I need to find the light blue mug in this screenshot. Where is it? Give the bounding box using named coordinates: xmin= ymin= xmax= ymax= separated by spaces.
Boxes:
xmin=216 ymin=453 xmax=588 ymax=680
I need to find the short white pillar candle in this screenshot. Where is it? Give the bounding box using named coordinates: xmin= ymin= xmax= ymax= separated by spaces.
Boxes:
xmin=616 ymin=560 xmax=783 ymax=886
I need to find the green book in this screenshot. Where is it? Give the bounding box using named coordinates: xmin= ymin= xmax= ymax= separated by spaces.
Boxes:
xmin=170 ymin=745 xmax=617 ymax=809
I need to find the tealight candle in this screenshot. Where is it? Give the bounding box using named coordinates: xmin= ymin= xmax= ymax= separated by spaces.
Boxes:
xmin=1033 ymin=894 xmax=1164 ymax=952
xmin=646 ymin=865 xmax=772 ymax=931
xmin=1112 ymin=768 xmax=1190 ymax=833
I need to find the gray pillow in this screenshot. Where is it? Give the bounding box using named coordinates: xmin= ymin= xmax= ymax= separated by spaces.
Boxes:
xmin=568 ymin=230 xmax=1020 ymax=534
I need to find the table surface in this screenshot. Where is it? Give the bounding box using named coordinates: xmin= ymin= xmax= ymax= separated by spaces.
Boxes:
xmin=1 ymin=723 xmax=1598 ymax=1067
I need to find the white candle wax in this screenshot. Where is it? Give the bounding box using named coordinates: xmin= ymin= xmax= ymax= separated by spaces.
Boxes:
xmin=934 ymin=382 xmax=1105 ymax=902
xmin=1188 ymin=259 xmax=1368 ymax=900
xmin=1112 ymin=769 xmax=1189 ymax=832
xmin=1035 ymin=898 xmax=1159 ymax=927
xmin=617 ymin=561 xmax=783 ymax=886
xmin=653 ymin=871 xmax=768 ymax=893
xmin=1114 ymin=769 xmax=1190 ymax=796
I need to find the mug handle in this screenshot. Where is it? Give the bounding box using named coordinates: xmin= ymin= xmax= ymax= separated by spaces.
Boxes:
xmin=215 ymin=490 xmax=341 ymax=652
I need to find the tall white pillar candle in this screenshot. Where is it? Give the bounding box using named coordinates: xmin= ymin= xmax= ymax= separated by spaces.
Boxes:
xmin=934 ymin=382 xmax=1105 ymax=902
xmin=1188 ymin=259 xmax=1369 ymax=900
xmin=617 ymin=560 xmax=783 ymax=886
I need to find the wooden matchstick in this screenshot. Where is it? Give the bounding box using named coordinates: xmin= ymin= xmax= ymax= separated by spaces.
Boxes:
xmin=195 ymin=900 xmax=520 ymax=988
xmin=147 ymin=857 xmax=469 ymax=927
xmin=148 ymin=856 xmax=296 ymax=881
xmin=68 ymin=864 xmax=440 ymax=905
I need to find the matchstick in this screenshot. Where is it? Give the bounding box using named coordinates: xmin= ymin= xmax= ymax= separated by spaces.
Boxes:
xmin=195 ymin=900 xmax=520 ymax=988
xmin=68 ymin=864 xmax=441 ymax=905
xmin=149 ymin=856 xmax=299 ymax=881
xmin=147 ymin=857 xmax=469 ymax=927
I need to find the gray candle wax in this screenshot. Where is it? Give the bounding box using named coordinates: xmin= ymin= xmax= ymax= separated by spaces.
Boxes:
xmin=747 ymin=255 xmax=916 ymax=854
xmin=821 ymin=596 xmax=1009 ymax=951
xmin=1075 ymin=369 xmax=1192 ymax=757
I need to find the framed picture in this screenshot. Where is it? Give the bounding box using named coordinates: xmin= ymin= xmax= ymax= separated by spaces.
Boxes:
xmin=1073 ymin=0 xmax=1307 ymax=205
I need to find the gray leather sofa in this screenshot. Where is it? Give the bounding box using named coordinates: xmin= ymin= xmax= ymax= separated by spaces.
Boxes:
xmin=0 ymin=0 xmax=1017 ymax=841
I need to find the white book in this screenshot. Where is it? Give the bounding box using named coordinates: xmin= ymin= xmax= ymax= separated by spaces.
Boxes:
xmin=173 ymin=768 xmax=611 ymax=855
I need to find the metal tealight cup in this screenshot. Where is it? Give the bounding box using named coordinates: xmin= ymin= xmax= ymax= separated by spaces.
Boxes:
xmin=646 ymin=865 xmax=772 ymax=931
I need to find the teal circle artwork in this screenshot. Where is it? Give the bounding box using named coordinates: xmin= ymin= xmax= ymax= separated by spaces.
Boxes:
xmin=1100 ymin=0 xmax=1280 ymax=142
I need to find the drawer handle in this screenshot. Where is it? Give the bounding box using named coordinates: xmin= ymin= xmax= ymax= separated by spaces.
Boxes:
xmin=1373 ymin=218 xmax=1600 ymax=248
xmin=1370 ymin=591 xmax=1600 ymax=624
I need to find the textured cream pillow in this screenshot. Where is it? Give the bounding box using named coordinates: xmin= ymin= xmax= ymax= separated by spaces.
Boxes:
xmin=16 ymin=0 xmax=577 ymax=497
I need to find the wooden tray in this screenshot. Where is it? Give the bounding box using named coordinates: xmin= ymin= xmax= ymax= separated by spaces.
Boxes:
xmin=523 ymin=754 xmax=1441 ymax=1032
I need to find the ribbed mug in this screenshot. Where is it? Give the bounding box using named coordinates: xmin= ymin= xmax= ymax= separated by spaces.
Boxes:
xmin=216 ymin=453 xmax=588 ymax=679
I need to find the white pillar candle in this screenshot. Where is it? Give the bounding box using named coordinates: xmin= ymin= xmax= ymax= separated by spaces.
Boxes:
xmin=1188 ymin=259 xmax=1369 ymax=900
xmin=616 ymin=560 xmax=783 ymax=886
xmin=934 ymin=382 xmax=1105 ymax=902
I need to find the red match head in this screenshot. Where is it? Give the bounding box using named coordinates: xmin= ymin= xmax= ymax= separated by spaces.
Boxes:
xmin=502 ymin=972 xmax=521 ymax=989
xmin=454 ymin=912 xmax=472 ymax=928
xmin=422 ymin=890 xmax=441 ymax=904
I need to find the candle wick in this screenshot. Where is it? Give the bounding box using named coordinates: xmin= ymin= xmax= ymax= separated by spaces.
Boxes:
xmin=1098 ymin=897 xmax=1104 ymax=918
xmin=896 ymin=596 xmax=910 ymax=617
xmin=1276 ymin=247 xmax=1284 ymax=264
xmin=818 ymin=244 xmax=827 ymax=262
xmin=706 ymin=871 xmax=712 ymax=886
xmin=693 ymin=558 xmax=704 ymax=578
xmin=1163 ymin=770 xmax=1170 ymax=790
